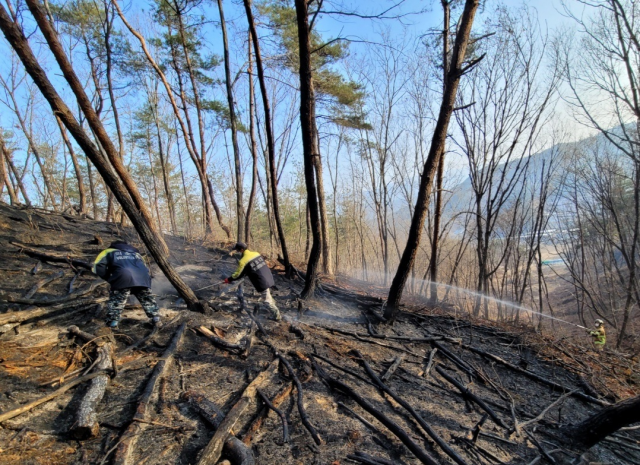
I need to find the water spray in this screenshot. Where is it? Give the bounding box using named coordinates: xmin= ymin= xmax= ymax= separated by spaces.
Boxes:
xmin=348 ymin=269 xmax=594 ymax=332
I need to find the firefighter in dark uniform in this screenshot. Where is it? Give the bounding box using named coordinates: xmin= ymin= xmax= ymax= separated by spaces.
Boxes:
xmin=224 ymin=242 xmax=281 ymax=321
xmin=92 ymin=240 xmax=161 ymax=328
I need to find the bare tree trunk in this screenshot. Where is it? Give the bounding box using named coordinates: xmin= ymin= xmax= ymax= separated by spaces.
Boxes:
xmin=102 ymin=0 xmax=124 ymax=160
xmin=0 ymin=135 xmax=18 ymax=204
xmin=294 ymin=0 xmax=322 ymax=297
xmin=4 ymin=147 xmax=30 ymax=205
xmin=217 ymin=0 xmax=245 ymax=242
xmin=385 ymin=0 xmax=480 ymax=321
xmin=102 ymin=0 xmax=122 ymax=224
xmin=245 ymin=31 xmax=258 ymax=241
xmin=207 ymin=178 xmax=232 ymax=238
xmin=152 ymin=98 xmax=178 ymax=235
xmin=113 ymin=0 xmax=218 ymax=236
xmin=176 ymin=131 xmax=193 ymax=238
xmin=55 ymin=115 xmax=87 ymax=214
xmin=0 ymin=3 xmax=208 ymax=313
xmin=305 ymin=202 xmax=311 ymax=262
xmin=25 ymin=0 xmax=168 ymax=253
xmin=84 ymin=153 xmax=99 ymax=219
xmin=145 ymin=125 xmax=163 ymax=232
xmin=313 ymin=133 xmax=333 ymax=276
xmin=4 ymin=85 xmax=57 ymax=209
xmin=243 ymin=0 xmax=291 ymax=270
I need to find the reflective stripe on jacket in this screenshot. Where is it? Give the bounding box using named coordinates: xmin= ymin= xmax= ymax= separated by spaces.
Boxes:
xmin=228 ymin=249 xmax=275 ymax=292
xmin=93 ymin=243 xmax=151 ymax=290
xmin=589 ymin=327 xmax=606 ymax=345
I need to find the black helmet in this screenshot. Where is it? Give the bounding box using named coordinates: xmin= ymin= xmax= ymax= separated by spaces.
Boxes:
xmin=230 ymin=242 xmax=247 ymax=255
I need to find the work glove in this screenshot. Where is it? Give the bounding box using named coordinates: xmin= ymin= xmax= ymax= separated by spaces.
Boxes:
xmin=223 ymin=278 xmax=230 ymax=284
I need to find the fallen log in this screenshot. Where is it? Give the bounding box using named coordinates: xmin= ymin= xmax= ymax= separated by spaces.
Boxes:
xmin=182 ymin=391 xmax=255 ymax=465
xmin=113 ymin=323 xmax=186 ymax=465
xmin=236 ymin=286 xmax=322 ymax=445
xmin=0 ymin=371 xmax=107 ymax=423
xmin=420 ymin=348 xmax=438 ymax=378
xmin=310 ymin=353 xmax=375 ymax=387
xmin=563 ymin=393 xmax=640 ymax=449
xmin=195 ymin=325 xmax=248 ymax=354
xmin=461 ymin=344 xmax=607 ymax=406
xmin=435 ymin=364 xmax=507 ymax=429
xmin=182 ymin=390 xmax=226 ymax=427
xmin=355 ymin=352 xmax=470 ymax=465
xmin=337 ymin=401 xmax=394 ymax=446
xmin=0 ymin=297 xmax=108 ymax=326
xmin=242 ymin=382 xmax=293 ymax=445
xmin=69 ymin=327 xmax=115 ymax=439
xmin=322 ymin=325 xmax=444 ymax=344
xmin=23 ymin=271 xmax=65 ymax=298
xmin=380 ymin=355 xmax=404 ymax=382
xmin=224 ymin=437 xmax=255 ymax=465
xmin=68 ymin=325 xmax=100 ymax=343
xmin=431 ymin=341 xmax=477 ymax=379
xmin=257 ymin=389 xmax=288 ymax=443
xmin=317 ymin=325 xmax=424 ymax=357
xmin=266 ymin=344 xmax=323 ymax=445
xmin=313 ymin=359 xmax=439 ymax=465
xmin=196 ymin=359 xmax=278 ymax=465
xmin=4 ymin=279 xmax=106 ymax=306
xmin=12 ymin=241 xmax=93 ymax=269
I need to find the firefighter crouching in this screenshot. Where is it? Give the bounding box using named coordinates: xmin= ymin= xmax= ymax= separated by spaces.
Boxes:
xmin=224 ymin=242 xmax=281 ymax=321
xmin=586 ymin=319 xmax=606 ymax=351
xmin=93 ymin=240 xmax=161 ymax=329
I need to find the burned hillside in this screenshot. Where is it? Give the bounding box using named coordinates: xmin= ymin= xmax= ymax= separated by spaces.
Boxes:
xmin=0 ymin=203 xmax=639 ymax=465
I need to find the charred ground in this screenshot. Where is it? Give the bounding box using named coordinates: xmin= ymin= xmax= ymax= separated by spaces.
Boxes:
xmin=0 ymin=203 xmax=638 ymax=465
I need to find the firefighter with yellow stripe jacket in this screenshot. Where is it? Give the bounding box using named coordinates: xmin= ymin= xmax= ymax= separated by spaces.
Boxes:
xmin=586 ymin=319 xmax=606 ymax=351
xmin=224 ymin=242 xmax=281 ymax=321
xmin=92 ymin=240 xmax=161 ymax=328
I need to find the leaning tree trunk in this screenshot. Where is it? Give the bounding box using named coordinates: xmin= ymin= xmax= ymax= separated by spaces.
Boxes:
xmin=0 ymin=3 xmax=209 ymax=314
xmin=429 ymin=0 xmax=451 ymax=304
xmin=243 ymin=0 xmax=291 ymax=271
xmin=385 ymin=0 xmax=481 ymax=321
xmin=295 ymin=0 xmax=322 ymax=298
xmin=564 ymin=394 xmax=640 ymax=449
xmin=217 ymin=0 xmax=245 ymax=242
xmin=25 ymin=0 xmax=168 ymax=254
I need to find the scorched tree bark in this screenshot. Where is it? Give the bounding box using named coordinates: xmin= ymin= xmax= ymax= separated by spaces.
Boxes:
xmin=385 ymin=0 xmax=481 ymax=321
xmin=295 ymin=0 xmax=322 ymax=297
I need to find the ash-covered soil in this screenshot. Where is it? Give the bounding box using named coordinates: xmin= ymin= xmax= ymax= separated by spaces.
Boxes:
xmin=0 ymin=203 xmax=638 ymax=465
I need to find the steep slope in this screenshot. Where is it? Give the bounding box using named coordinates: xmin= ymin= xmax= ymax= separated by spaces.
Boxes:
xmin=0 ymin=203 xmax=638 ymax=465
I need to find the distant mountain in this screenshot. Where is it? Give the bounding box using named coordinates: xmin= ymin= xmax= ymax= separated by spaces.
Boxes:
xmin=444 ymin=127 xmax=629 ymax=219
